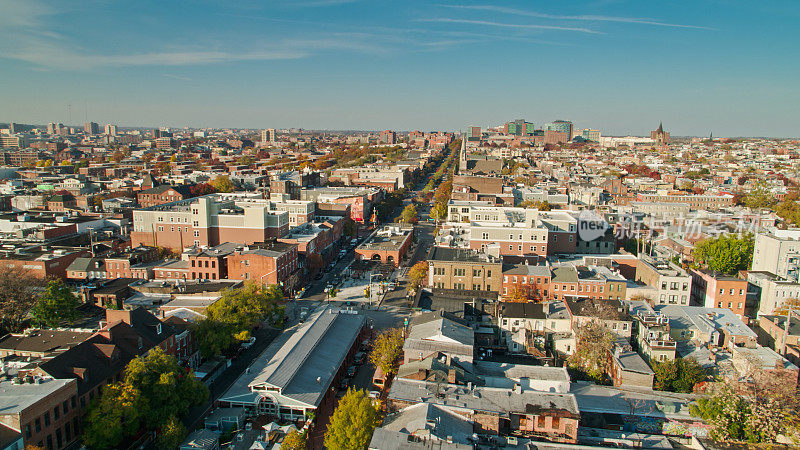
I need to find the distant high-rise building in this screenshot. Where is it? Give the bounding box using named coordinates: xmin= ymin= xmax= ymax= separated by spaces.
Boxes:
xmin=468 ymin=126 xmax=482 ymax=141
xmin=261 ymin=128 xmax=276 ymax=144
xmin=46 ymin=123 xmax=56 ymax=135
xmin=506 ymin=119 xmax=535 ymax=136
xmin=545 ymin=120 xmax=573 ymax=139
xmin=581 ymin=129 xmax=601 ymax=141
xmin=8 ymin=123 xmax=17 ymax=134
xmin=104 ymin=124 xmax=117 ymax=136
xmin=650 ymin=123 xmax=670 ymax=147
xmin=84 ymin=122 xmax=99 ymax=134
xmin=55 ymin=123 xmax=64 ymax=135
xmin=379 ymin=130 xmax=396 ymax=144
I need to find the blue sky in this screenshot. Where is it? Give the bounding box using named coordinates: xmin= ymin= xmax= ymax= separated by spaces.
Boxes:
xmin=0 ymin=0 xmax=798 ymax=136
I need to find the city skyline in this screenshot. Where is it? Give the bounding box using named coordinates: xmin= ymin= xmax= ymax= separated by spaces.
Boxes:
xmin=1 ymin=0 xmax=799 ymax=137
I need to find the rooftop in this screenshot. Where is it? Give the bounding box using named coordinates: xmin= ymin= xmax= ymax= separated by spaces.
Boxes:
xmin=0 ymin=377 xmax=74 ymax=415
xmin=429 ymin=247 xmax=499 ymax=264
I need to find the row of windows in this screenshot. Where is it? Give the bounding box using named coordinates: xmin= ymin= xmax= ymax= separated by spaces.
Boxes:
xmin=661 ymin=281 xmax=689 ymax=291
xmin=718 ymin=288 xmax=745 ymax=296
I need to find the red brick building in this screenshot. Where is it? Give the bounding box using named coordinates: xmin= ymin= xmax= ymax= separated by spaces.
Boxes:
xmin=137 ymin=185 xmax=192 ymax=208
xmin=226 ymin=241 xmax=300 ymax=291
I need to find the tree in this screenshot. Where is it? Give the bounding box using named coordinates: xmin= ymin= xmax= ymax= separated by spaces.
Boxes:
xmin=368 ymin=328 xmax=404 ymax=375
xmin=193 ymin=284 xmax=282 ymax=357
xmin=124 ymin=347 xmax=208 ymax=429
xmin=429 ymin=203 xmax=447 ymax=223
xmin=30 ymin=280 xmax=81 ymax=328
xmin=157 ymin=416 xmax=186 ymax=450
xmin=189 ymin=182 xmax=216 ymax=197
xmin=744 ymin=181 xmax=775 ymax=209
xmin=282 ymin=429 xmax=307 ymax=450
xmin=83 ymin=382 xmax=147 ymax=449
xmin=653 ymin=358 xmax=707 ymax=392
xmin=324 ymin=389 xmax=380 ymax=450
xmin=0 ymin=266 xmax=44 ymax=332
xmin=407 ymin=261 xmax=428 ymax=293
xmin=342 ymin=218 xmax=357 ymax=237
xmin=399 ymin=204 xmax=418 ymax=224
xmin=568 ymin=321 xmax=614 ymax=383
xmin=211 ymin=175 xmax=236 ymax=193
xmin=692 ymin=233 xmax=754 ymax=275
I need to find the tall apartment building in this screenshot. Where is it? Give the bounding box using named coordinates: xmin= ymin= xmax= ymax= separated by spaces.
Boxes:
xmin=83 ymin=122 xmax=99 ymax=134
xmin=428 ymin=247 xmax=502 ymax=293
xmin=506 ymin=119 xmax=535 ymax=136
xmin=752 ymin=228 xmax=800 ymax=282
xmin=580 ymin=129 xmax=600 ymax=141
xmin=104 ymin=124 xmax=116 ymax=136
xmin=379 ymin=130 xmax=396 ymax=144
xmin=261 ymin=128 xmax=276 ymax=144
xmin=131 ymin=195 xmax=289 ymax=250
xmin=635 ymin=254 xmax=692 ymax=306
xmin=545 ymin=120 xmax=573 ymax=138
xmin=0 ymin=134 xmax=29 ymax=149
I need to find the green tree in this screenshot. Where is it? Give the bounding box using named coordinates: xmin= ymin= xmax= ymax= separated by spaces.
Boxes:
xmin=211 ymin=175 xmax=236 ymax=193
xmin=83 ymin=383 xmax=147 ymax=449
xmin=124 ymin=347 xmax=208 ymax=429
xmin=399 ymin=204 xmax=418 ymax=224
xmin=692 ymin=233 xmax=754 ymax=275
xmin=282 ymin=429 xmax=307 ymax=450
xmin=30 ymin=280 xmax=81 ymax=328
xmin=324 ymin=389 xmax=380 ymax=450
xmin=653 ymin=358 xmax=707 ymax=392
xmin=744 ymin=181 xmax=775 ymax=209
xmin=193 ymin=284 xmax=282 ymax=357
xmin=157 ymin=416 xmax=186 ymax=450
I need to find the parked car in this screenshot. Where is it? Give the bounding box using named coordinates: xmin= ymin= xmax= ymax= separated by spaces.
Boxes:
xmin=346 ymin=365 xmax=357 ymax=377
xmin=241 ymin=336 xmax=256 ymax=349
xmin=354 ymin=352 xmax=365 ymax=364
xmin=340 ymin=377 xmax=351 ymax=390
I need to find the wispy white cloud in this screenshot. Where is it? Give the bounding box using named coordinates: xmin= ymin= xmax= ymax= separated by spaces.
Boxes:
xmin=162 ymin=74 xmax=193 ymax=81
xmin=419 ymin=18 xmax=600 ymax=34
xmin=439 ymin=4 xmax=716 ymax=30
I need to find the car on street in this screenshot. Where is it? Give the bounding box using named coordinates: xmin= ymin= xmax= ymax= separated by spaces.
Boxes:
xmin=354 ymin=351 xmax=365 ymax=364
xmin=241 ymin=336 xmax=256 ymax=349
xmin=340 ymin=377 xmax=351 ymax=390
xmin=346 ymin=365 xmax=357 ymax=377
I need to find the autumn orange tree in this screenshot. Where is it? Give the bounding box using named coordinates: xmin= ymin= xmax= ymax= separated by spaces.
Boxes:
xmin=408 ymin=261 xmax=428 ymax=294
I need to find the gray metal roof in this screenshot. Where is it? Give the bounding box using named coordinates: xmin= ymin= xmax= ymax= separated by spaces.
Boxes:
xmin=387 ymin=378 xmax=579 ymax=417
xmin=222 ymin=306 xmax=364 ymax=408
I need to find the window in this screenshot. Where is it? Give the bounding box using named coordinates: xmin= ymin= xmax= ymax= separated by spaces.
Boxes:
xmin=44 ymin=412 xmax=50 ymax=427
xmin=487 ymin=270 xmax=491 ymax=277
xmin=54 ymin=406 xmax=59 ymax=420
xmin=719 ymin=288 xmax=724 ymax=295
xmin=25 ymin=424 xmax=31 ymax=439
